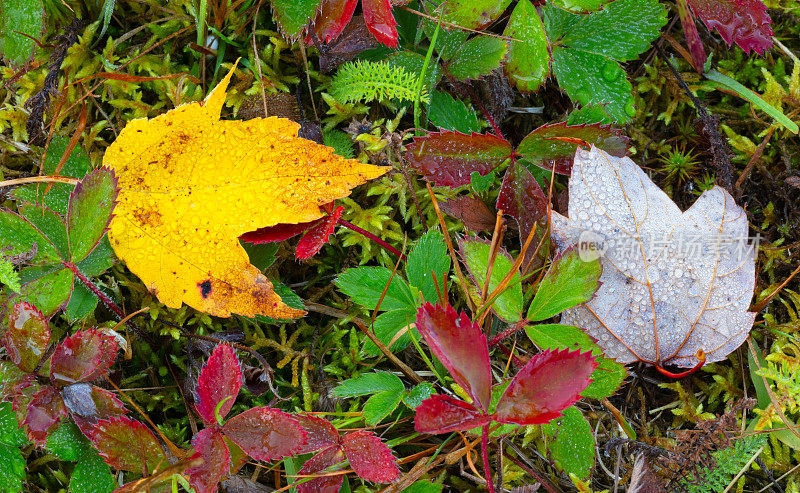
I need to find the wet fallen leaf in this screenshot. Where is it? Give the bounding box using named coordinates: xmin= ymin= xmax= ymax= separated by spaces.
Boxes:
xmin=104 ymin=63 xmax=387 ymax=319
xmin=551 ymin=147 xmax=756 ymax=368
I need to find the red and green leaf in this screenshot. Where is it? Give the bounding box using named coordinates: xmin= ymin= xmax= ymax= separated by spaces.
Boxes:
xmin=686 ymin=0 xmax=772 ymax=54
xmin=91 ymin=416 xmax=167 ymax=473
xmin=414 ymin=395 xmax=490 ymax=434
xmin=415 ymin=303 xmax=492 ymax=411
xmin=50 ymin=330 xmax=118 ymax=386
xmin=23 ymin=386 xmax=66 ymax=444
xmin=0 ymin=361 xmax=28 ymax=402
xmin=195 ymin=344 xmax=242 ymax=426
xmin=10 ymin=378 xmax=39 ymax=428
xmin=67 ymin=385 xmax=128 ymax=435
xmin=66 ymin=167 xmax=119 ymax=263
xmin=294 ymin=414 xmax=340 ymax=454
xmin=440 ymin=195 xmax=496 ymax=232
xmin=516 ymin=122 xmax=629 ymax=174
xmin=494 ymin=349 xmax=596 ymax=425
xmin=496 ymin=163 xmax=548 ymax=267
xmin=341 ymin=430 xmax=400 ymax=482
xmin=405 ymin=132 xmax=513 ymax=187
xmin=2 ymin=302 xmax=49 ymax=373
xmin=186 ymin=428 xmax=231 ymax=493
xmin=297 ymin=445 xmax=346 ymax=493
xmin=221 ymin=407 xmax=305 ymax=461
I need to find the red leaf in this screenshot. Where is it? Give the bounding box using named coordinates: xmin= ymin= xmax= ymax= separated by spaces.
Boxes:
xmin=415 ymin=303 xmax=492 ymax=411
xmin=222 ymin=407 xmax=306 ymax=461
xmin=297 ymin=445 xmax=346 ymax=493
xmin=23 ymin=386 xmax=66 ymax=444
xmin=294 ymin=414 xmax=341 ymax=454
xmin=496 ymin=163 xmax=548 ymax=266
xmin=686 ymin=0 xmax=772 ymax=54
xmin=362 ymin=0 xmax=398 ymax=47
xmin=341 ymin=430 xmax=399 ymax=483
xmin=312 ymin=0 xmax=359 ymax=42
xmin=240 ymin=220 xmax=317 ymax=244
xmin=186 ymin=428 xmax=231 ymax=493
xmin=67 ymin=385 xmax=128 ymax=435
xmin=440 ymin=196 xmax=496 ymax=232
xmin=676 ymin=0 xmax=708 ymax=71
xmin=414 ymin=395 xmax=490 ymax=434
xmin=516 ymin=122 xmax=629 ymax=175
xmin=195 ymin=344 xmax=242 ymax=426
xmin=296 ymin=206 xmax=344 ymax=259
xmin=494 ymin=349 xmax=597 ymax=425
xmin=405 ymin=132 xmax=513 ymax=187
xmin=50 ymin=329 xmax=119 ymax=386
xmin=2 ymin=302 xmax=49 ymax=373
xmin=91 ymin=416 xmax=167 ymax=473
xmin=315 ymin=16 xmax=381 ymax=73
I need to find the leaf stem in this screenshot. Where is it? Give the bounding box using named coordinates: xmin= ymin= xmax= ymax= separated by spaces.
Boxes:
xmin=487 ymin=319 xmax=529 ymax=347
xmin=63 ymin=260 xmax=151 ymax=344
xmin=64 ymin=261 xmax=125 ymax=319
xmin=656 ymin=350 xmax=706 ymax=378
xmin=481 ymin=424 xmax=495 ymax=493
xmin=337 ymin=218 xmax=406 ymax=261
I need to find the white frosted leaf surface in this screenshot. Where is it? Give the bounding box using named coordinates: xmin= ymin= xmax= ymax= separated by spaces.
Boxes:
xmin=551 ymin=147 xmax=756 ymax=368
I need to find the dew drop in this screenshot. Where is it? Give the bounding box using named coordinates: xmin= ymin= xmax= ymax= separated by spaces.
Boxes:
xmin=601 ymin=60 xmax=620 ymax=81
xmin=624 ymin=99 xmax=636 ymax=118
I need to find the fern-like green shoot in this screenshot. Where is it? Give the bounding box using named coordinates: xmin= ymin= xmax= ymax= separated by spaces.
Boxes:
xmin=0 ymin=257 xmax=21 ymax=293
xmin=330 ymin=60 xmax=429 ymax=105
xmin=322 ymin=129 xmax=355 ymax=159
xmin=681 ymin=434 xmax=767 ymax=493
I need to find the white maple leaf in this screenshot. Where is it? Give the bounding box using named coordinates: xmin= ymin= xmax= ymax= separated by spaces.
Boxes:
xmin=551 ymin=146 xmax=756 ymax=368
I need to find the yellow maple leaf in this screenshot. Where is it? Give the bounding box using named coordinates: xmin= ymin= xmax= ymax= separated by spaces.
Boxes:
xmin=104 ymin=63 xmax=388 ymax=319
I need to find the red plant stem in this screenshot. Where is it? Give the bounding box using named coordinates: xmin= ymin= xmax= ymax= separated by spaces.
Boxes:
xmin=63 ymin=261 xmax=126 ymax=319
xmin=656 ymin=350 xmax=706 ymax=378
xmin=488 ymin=319 xmax=529 ymax=347
xmin=502 ymin=453 xmax=558 ymax=493
xmin=63 ymin=261 xmax=151 ymax=343
xmin=481 ymin=424 xmax=495 ymax=493
xmin=338 ymin=218 xmax=406 ymax=261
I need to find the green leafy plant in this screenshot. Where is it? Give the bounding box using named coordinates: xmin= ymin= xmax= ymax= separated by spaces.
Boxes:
xmin=0 ymin=138 xmax=116 ymax=321
xmin=335 ymin=229 xmax=451 ymax=355
xmin=331 ymin=371 xmax=434 ymax=426
xmin=329 ymin=60 xmax=430 ymax=104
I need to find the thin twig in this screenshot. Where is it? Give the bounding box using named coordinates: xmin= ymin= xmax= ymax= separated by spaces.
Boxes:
xmin=654 ymin=43 xmax=734 ymax=193
xmin=338 ymin=218 xmax=406 ymax=260
xmin=0 ymin=176 xmax=79 ymax=187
